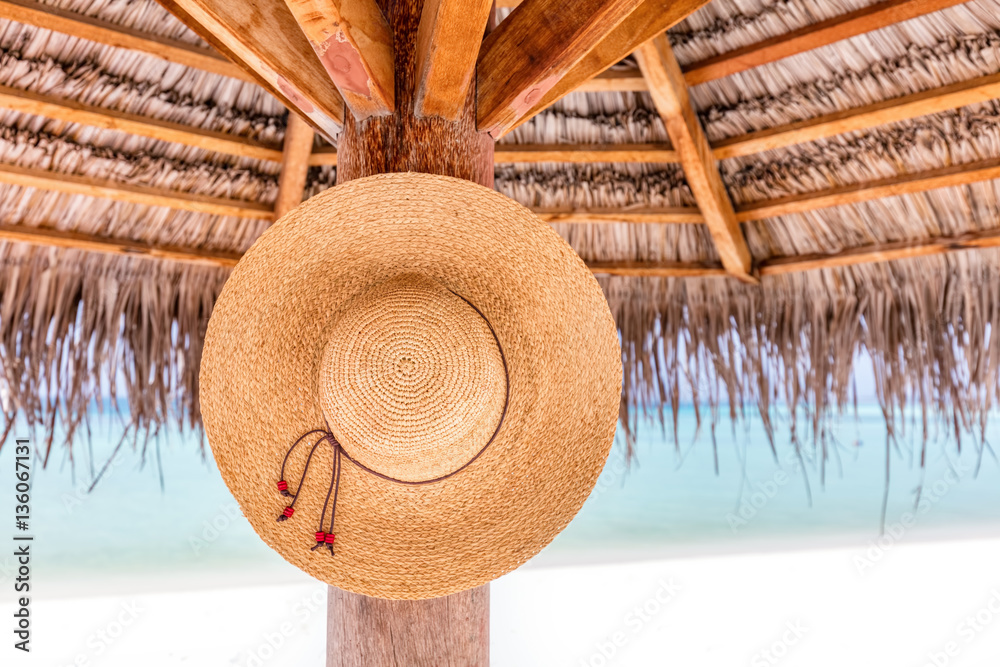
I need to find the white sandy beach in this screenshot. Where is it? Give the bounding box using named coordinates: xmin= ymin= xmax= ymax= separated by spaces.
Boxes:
xmin=4 ymin=534 xmax=1000 ymax=667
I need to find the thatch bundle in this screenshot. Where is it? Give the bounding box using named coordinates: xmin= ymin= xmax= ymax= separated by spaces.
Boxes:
xmin=0 ymin=0 xmax=998 ymax=480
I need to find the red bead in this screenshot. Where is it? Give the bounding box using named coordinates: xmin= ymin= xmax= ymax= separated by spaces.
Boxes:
xmin=277 ymin=480 xmax=289 ymax=491
xmin=315 ymin=532 xmax=326 ymax=543
xmin=325 ymin=533 xmax=336 ymax=544
xmin=283 ymin=506 xmax=295 ymax=517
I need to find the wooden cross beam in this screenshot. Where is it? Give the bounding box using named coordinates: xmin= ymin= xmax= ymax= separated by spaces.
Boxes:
xmin=476 ymin=0 xmax=644 ymax=136
xmin=482 ymin=0 xmax=710 ymax=136
xmin=281 ymin=0 xmax=396 ymax=118
xmin=414 ymin=0 xmax=494 ymax=119
xmin=156 ymin=0 xmax=345 ymax=139
xmin=635 ymin=34 xmax=755 ymax=281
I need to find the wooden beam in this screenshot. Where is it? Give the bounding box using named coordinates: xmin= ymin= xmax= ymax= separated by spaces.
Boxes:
xmin=156 ymin=0 xmax=345 ymax=139
xmin=759 ymin=227 xmax=1000 ymax=276
xmin=0 ymin=0 xmax=251 ymax=82
xmin=0 ymin=85 xmax=284 ymax=162
xmin=534 ymin=206 xmax=702 ymax=224
xmin=736 ymin=157 xmax=1000 ymax=223
xmin=282 ymin=0 xmax=394 ymax=118
xmin=682 ymin=0 xmax=969 ymax=86
xmin=309 ymin=143 xmax=680 ymax=165
xmin=494 ymin=143 xmax=678 ymax=163
xmin=587 ymin=259 xmax=726 ymax=277
xmin=575 ymin=66 xmax=647 ymax=93
xmin=713 ymin=71 xmax=1000 ymax=160
xmin=274 ymin=113 xmax=315 ymax=218
xmin=637 ymin=34 xmax=754 ymax=279
xmin=498 ymin=0 xmax=710 ymax=136
xmin=0 ymin=162 xmax=273 ymax=219
xmin=477 ymin=0 xmax=644 ymax=137
xmin=0 ymin=223 xmax=241 ymax=266
xmin=414 ymin=0 xmax=493 ymax=120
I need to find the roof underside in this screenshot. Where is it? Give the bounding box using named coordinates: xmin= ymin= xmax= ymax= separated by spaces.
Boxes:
xmin=0 ymin=0 xmax=997 ymax=462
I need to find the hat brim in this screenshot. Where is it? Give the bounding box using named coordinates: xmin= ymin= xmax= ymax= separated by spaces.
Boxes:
xmin=200 ymin=173 xmax=622 ymax=599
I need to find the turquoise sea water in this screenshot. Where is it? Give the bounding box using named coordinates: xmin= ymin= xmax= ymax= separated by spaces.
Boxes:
xmin=2 ymin=405 xmax=1000 ymax=592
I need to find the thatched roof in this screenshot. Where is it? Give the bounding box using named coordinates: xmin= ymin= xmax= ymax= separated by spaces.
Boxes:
xmin=0 ymin=0 xmax=998 ymax=471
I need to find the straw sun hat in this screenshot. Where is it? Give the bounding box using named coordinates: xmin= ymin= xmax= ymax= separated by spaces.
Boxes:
xmin=200 ymin=172 xmax=622 ymax=599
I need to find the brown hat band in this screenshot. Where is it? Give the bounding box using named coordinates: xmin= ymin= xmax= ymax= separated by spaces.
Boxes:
xmin=273 ymin=289 xmax=510 ymax=556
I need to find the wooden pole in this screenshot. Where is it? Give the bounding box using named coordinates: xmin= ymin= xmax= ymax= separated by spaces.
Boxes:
xmin=328 ymin=0 xmax=492 ymax=665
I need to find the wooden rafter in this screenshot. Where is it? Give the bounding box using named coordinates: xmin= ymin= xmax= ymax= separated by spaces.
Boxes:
xmin=0 ymin=85 xmax=284 ymax=162
xmin=714 ymin=72 xmax=1000 ymax=160
xmin=0 ymin=223 xmax=241 ymax=267
xmin=636 ymin=34 xmax=754 ymax=279
xmin=534 ymin=206 xmax=703 ymax=224
xmin=682 ymin=0 xmax=968 ymax=86
xmin=307 ymin=143 xmax=679 ymax=166
xmin=414 ymin=0 xmax=493 ymax=120
xmin=758 ymin=228 xmax=1000 ymax=276
xmin=282 ymin=0 xmax=395 ymax=118
xmin=575 ymin=67 xmax=646 ymax=93
xmin=736 ymin=157 xmax=1000 ymax=223
xmin=0 ymin=162 xmax=273 ymax=219
xmin=497 ymin=0 xmax=711 ymax=136
xmin=0 ymin=0 xmax=251 ymax=81
xmin=274 ymin=113 xmax=316 ymax=218
xmin=477 ymin=0 xmax=643 ymax=136
xmin=155 ymin=0 xmax=345 ymax=139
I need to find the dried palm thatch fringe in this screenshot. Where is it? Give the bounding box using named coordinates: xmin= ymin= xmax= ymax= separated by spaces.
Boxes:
xmin=604 ymin=250 xmax=1000 ymax=478
xmin=0 ymin=245 xmax=227 ymax=466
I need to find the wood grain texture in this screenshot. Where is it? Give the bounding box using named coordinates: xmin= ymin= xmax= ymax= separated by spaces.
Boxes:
xmin=156 ymin=0 xmax=345 ymax=139
xmin=0 ymin=0 xmax=251 ymax=81
xmin=499 ymin=0 xmax=710 ymax=137
xmin=413 ymin=0 xmax=492 ymax=119
xmin=493 ymin=143 xmax=678 ymax=163
xmin=682 ymin=0 xmax=968 ymax=86
xmin=636 ymin=34 xmax=754 ymax=280
xmin=476 ymin=0 xmax=643 ymax=137
xmin=0 ymin=161 xmax=273 ymax=218
xmin=587 ymin=260 xmax=727 ymax=277
xmin=714 ymin=72 xmax=1000 ymax=160
xmin=575 ymin=66 xmax=646 ymax=92
xmin=0 ymin=85 xmax=284 ymax=162
xmin=274 ymin=113 xmax=316 ymax=218
xmin=327 ymin=585 xmax=489 ymax=667
xmin=311 ymin=143 xmax=680 ymax=165
xmin=534 ymin=206 xmax=702 ymax=224
xmin=735 ymin=157 xmax=1000 ymax=223
xmin=0 ymin=223 xmax=241 ymax=266
xmin=331 ymin=1 xmax=491 ymax=663
xmin=283 ymin=0 xmax=395 ymax=118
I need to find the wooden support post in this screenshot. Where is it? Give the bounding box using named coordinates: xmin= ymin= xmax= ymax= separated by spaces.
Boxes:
xmin=329 ymin=0 xmax=491 ymax=664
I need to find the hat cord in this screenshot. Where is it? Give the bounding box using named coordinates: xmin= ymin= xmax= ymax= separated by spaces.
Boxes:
xmin=273 ymin=292 xmax=510 ymax=557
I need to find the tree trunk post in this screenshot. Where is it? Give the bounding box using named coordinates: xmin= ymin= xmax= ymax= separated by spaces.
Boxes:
xmin=328 ymin=0 xmax=493 ymax=665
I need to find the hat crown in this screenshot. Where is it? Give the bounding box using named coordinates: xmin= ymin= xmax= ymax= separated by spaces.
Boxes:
xmin=319 ymin=274 xmax=507 ymax=482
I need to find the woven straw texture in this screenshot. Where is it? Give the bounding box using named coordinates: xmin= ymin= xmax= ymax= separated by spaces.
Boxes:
xmin=200 ymin=173 xmax=622 ymax=599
